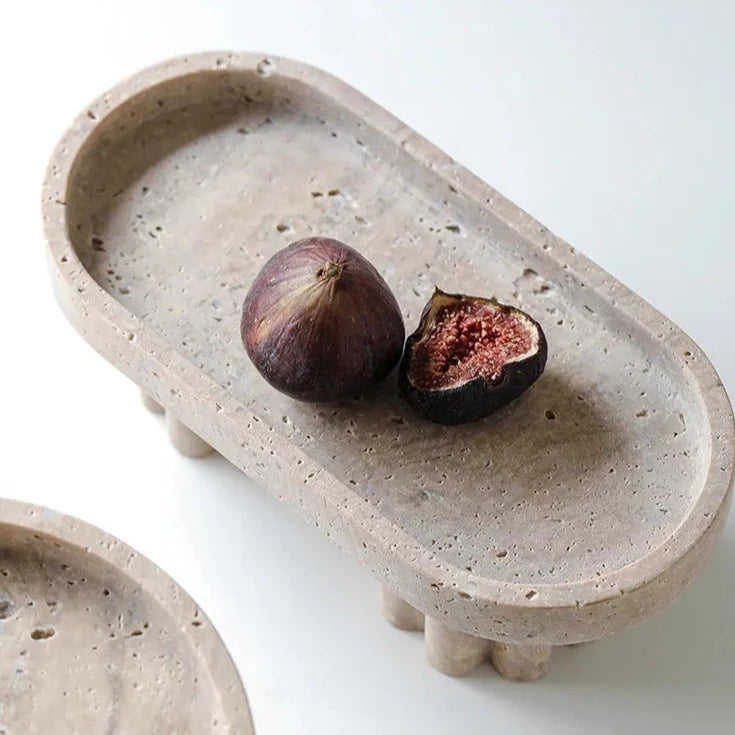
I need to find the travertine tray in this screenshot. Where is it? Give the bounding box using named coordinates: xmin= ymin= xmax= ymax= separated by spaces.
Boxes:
xmin=0 ymin=498 xmax=253 ymax=733
xmin=43 ymin=52 xmax=734 ymax=681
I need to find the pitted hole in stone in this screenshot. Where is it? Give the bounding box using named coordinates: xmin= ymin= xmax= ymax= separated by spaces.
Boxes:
xmin=525 ymin=590 xmax=538 ymax=600
xmin=445 ymin=224 xmax=461 ymax=233
xmin=257 ymin=58 xmax=274 ymax=76
xmin=31 ymin=628 xmax=56 ymax=640
xmin=496 ymin=550 xmax=508 ymax=558
xmin=276 ymin=223 xmax=290 ymax=233
xmin=311 ymin=191 xmax=323 ymax=198
xmin=544 ymin=409 xmax=556 ymax=420
xmin=129 ymin=630 xmax=143 ymax=637
xmin=0 ymin=599 xmax=12 ymax=619
xmin=328 ymin=189 xmax=341 ymax=196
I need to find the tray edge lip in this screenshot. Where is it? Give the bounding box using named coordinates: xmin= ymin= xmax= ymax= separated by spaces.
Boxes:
xmin=0 ymin=495 xmax=254 ymax=734
xmin=40 ymin=49 xmax=735 ymax=620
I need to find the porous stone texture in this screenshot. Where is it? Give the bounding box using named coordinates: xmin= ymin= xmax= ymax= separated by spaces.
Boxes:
xmin=381 ymin=585 xmax=425 ymax=632
xmin=425 ymin=617 xmax=490 ymax=676
xmin=489 ymin=642 xmax=552 ymax=682
xmin=166 ymin=412 xmax=215 ymax=458
xmin=0 ymin=498 xmax=252 ymax=734
xmin=383 ymin=585 xmax=551 ymax=679
xmin=42 ymin=52 xmax=734 ymax=668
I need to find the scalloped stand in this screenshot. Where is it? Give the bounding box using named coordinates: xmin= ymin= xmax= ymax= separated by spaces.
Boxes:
xmin=381 ymin=585 xmax=551 ymax=680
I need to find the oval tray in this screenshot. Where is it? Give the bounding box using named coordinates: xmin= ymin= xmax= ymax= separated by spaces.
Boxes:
xmin=42 ymin=52 xmax=733 ymax=666
xmin=0 ymin=498 xmax=253 ymax=733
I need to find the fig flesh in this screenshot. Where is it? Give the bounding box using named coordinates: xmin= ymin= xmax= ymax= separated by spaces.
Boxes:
xmin=399 ymin=289 xmax=547 ymax=424
xmin=241 ymin=237 xmax=405 ymax=403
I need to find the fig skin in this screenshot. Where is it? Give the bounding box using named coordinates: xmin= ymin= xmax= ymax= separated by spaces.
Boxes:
xmin=241 ymin=237 xmax=405 ymax=403
xmin=399 ymin=289 xmax=547 ymax=425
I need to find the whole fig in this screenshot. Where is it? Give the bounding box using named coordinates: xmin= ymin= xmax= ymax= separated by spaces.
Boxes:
xmin=241 ymin=237 xmax=405 ymax=402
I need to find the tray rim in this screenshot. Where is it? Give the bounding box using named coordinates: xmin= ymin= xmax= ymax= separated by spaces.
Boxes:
xmin=41 ymin=50 xmax=735 ymax=640
xmin=0 ymin=496 xmax=254 ymax=733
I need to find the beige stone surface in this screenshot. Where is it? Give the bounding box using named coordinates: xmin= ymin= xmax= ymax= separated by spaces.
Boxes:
xmin=489 ymin=642 xmax=552 ymax=682
xmin=383 ymin=584 xmax=552 ymax=679
xmin=166 ymin=411 xmax=215 ymax=458
xmin=425 ymin=617 xmax=490 ymax=677
xmin=0 ymin=498 xmax=252 ymax=734
xmin=42 ymin=52 xmax=734 ymax=657
xmin=140 ymin=390 xmax=164 ymax=414
xmin=381 ymin=585 xmax=425 ymax=632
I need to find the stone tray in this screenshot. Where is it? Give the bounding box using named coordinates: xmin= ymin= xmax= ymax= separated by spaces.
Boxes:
xmin=0 ymin=498 xmax=253 ymax=733
xmin=42 ymin=52 xmax=734 ymax=681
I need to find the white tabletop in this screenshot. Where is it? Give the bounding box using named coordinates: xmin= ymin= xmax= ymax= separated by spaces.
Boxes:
xmin=2 ymin=2 xmax=734 ymax=733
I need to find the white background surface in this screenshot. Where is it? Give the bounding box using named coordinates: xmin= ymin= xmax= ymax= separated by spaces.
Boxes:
xmin=2 ymin=2 xmax=734 ymax=733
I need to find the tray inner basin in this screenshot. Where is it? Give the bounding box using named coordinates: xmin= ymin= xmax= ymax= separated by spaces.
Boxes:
xmin=66 ymin=68 xmax=706 ymax=592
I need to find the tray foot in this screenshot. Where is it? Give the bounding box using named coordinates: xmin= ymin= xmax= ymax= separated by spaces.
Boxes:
xmin=166 ymin=415 xmax=213 ymax=458
xmin=140 ymin=390 xmax=164 ymax=414
xmin=489 ymin=642 xmax=552 ymax=681
xmin=381 ymin=586 xmax=425 ymax=632
xmin=425 ymin=617 xmax=490 ymax=676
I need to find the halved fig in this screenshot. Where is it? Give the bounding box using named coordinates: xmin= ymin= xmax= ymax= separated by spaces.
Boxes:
xmin=399 ymin=288 xmax=547 ymax=424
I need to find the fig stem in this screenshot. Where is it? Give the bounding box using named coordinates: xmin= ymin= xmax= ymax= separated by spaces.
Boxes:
xmin=319 ymin=261 xmax=343 ymax=281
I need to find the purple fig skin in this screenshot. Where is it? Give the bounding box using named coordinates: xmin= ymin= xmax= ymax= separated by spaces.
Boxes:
xmin=241 ymin=237 xmax=405 ymax=403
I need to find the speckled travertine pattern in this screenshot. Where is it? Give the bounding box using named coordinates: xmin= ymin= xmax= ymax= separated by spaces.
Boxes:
xmin=0 ymin=499 xmax=252 ymax=734
xmin=43 ymin=53 xmax=734 ymax=651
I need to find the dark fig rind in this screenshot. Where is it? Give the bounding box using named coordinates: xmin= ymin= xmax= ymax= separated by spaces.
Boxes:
xmin=241 ymin=237 xmax=405 ymax=403
xmin=399 ymin=289 xmax=547 ymax=424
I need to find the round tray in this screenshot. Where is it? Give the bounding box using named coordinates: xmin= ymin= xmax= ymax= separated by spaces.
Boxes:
xmin=0 ymin=498 xmax=253 ymax=734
